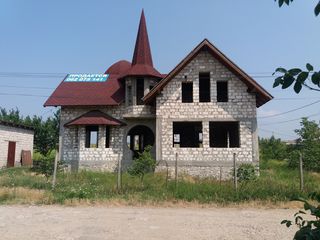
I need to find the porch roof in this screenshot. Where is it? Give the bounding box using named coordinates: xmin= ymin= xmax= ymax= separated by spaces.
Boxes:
xmin=64 ymin=110 xmax=126 ymax=127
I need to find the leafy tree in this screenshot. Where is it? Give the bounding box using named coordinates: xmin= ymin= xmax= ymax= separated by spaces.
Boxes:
xmin=259 ymin=136 xmax=288 ymax=161
xmin=273 ymin=1 xmax=320 ymax=93
xmin=281 ymin=193 xmax=320 ymax=239
xmin=274 ymin=0 xmax=320 ymax=16
xmin=273 ymin=64 xmax=320 ymax=94
xmin=292 ymin=118 xmax=320 ymax=171
xmin=128 ymin=146 xmax=156 ymax=182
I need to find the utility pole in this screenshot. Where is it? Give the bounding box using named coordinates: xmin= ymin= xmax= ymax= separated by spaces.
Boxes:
xmin=233 ymin=153 xmax=238 ymax=191
xmin=299 ymin=152 xmax=304 ymax=191
xmin=175 ymin=152 xmax=178 ymax=189
xmin=52 ymin=145 xmax=59 ymax=190
xmin=117 ymin=153 xmax=122 ymax=191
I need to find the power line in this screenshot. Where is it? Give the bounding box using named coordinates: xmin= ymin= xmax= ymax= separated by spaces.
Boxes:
xmin=0 ymin=71 xmax=282 ymax=79
xmin=0 ymin=93 xmax=49 ymax=98
xmin=272 ymin=97 xmax=320 ymax=101
xmin=0 ymin=84 xmax=55 ymax=90
xmin=258 ymin=100 xmax=320 ymax=119
xmin=259 ymin=128 xmax=297 ymax=139
xmin=0 ymin=91 xmax=319 ymax=104
xmin=260 ymin=112 xmax=320 ymax=126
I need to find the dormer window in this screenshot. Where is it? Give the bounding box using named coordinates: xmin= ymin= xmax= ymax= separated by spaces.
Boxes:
xmin=217 ymin=81 xmax=228 ymax=102
xmin=199 ymin=72 xmax=211 ymax=102
xmin=182 ymin=82 xmax=193 ymax=103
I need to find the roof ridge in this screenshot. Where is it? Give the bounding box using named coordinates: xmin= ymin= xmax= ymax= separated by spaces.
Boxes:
xmin=143 ymin=38 xmax=273 ymax=107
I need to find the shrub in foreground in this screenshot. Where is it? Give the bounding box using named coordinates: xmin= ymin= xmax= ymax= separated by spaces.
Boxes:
xmin=237 ymin=164 xmax=257 ymax=182
xmin=32 ymin=150 xmax=57 ymax=180
xmin=128 ymin=146 xmax=156 ymax=182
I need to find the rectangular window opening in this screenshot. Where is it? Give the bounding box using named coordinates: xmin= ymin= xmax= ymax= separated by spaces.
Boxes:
xmin=85 ymin=126 xmax=99 ymax=148
xmin=136 ymin=78 xmax=144 ymax=105
xmin=173 ymin=122 xmax=202 ymax=148
xmin=199 ymin=72 xmax=210 ymax=102
xmin=217 ymin=81 xmax=228 ymax=102
xmin=209 ymin=122 xmax=240 ymax=148
xmin=182 ymin=82 xmax=193 ymax=103
xmin=127 ymin=85 xmax=132 ymax=106
xmin=105 ymin=126 xmax=110 ymax=148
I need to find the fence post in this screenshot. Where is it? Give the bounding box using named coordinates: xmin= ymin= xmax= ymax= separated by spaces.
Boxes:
xmin=175 ymin=152 xmax=178 ymax=189
xmin=51 ymin=145 xmax=59 ymax=190
xmin=299 ymin=152 xmax=304 ymax=191
xmin=117 ymin=153 xmax=122 ymax=191
xmin=233 ymin=153 xmax=238 ymax=191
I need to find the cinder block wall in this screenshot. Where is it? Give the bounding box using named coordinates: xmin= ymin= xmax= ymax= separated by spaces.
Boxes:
xmin=60 ymin=105 xmax=156 ymax=171
xmin=155 ymin=50 xmax=259 ymax=178
xmin=0 ymin=125 xmax=34 ymax=167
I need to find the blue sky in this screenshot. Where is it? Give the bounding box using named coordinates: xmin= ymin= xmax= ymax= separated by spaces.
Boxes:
xmin=0 ymin=0 xmax=319 ymax=139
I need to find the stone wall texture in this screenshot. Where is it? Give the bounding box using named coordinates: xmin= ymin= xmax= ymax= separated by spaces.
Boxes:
xmin=155 ymin=50 xmax=259 ymax=178
xmin=60 ymin=50 xmax=259 ymax=179
xmin=0 ymin=125 xmax=34 ymax=167
xmin=60 ymin=106 xmax=156 ymax=171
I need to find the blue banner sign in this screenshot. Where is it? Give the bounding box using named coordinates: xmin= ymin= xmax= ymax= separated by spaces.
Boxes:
xmin=64 ymin=74 xmax=109 ymax=82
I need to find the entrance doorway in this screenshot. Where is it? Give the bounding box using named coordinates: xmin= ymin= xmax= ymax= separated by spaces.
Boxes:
xmin=7 ymin=141 xmax=16 ymax=167
xmin=127 ymin=125 xmax=154 ymax=158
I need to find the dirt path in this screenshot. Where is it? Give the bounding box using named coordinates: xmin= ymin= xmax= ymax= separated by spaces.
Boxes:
xmin=0 ymin=206 xmax=297 ymax=240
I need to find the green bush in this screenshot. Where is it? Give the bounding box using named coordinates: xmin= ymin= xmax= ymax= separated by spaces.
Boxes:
xmin=32 ymin=150 xmax=57 ymax=180
xmin=237 ymin=164 xmax=257 ymax=182
xmin=128 ymin=146 xmax=156 ymax=182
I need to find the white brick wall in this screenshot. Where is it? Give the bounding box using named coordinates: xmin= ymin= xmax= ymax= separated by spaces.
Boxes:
xmin=59 ymin=50 xmax=260 ymax=178
xmin=156 ymin=50 xmax=259 ymax=177
xmin=0 ymin=125 xmax=34 ymax=167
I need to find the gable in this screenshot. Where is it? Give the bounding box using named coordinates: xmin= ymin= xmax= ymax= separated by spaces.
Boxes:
xmin=143 ymin=39 xmax=273 ymax=107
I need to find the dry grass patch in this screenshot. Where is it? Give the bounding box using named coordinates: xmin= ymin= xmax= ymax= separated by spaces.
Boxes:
xmin=0 ymin=187 xmax=52 ymax=204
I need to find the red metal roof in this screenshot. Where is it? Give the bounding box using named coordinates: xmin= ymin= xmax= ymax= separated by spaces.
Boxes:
xmin=123 ymin=64 xmax=162 ymax=78
xmin=132 ymin=10 xmax=153 ymax=67
xmin=44 ymin=10 xmax=164 ymax=107
xmin=65 ymin=110 xmax=126 ymax=127
xmin=122 ymin=10 xmax=162 ymax=79
xmin=44 ymin=74 xmax=124 ymax=107
xmin=105 ymin=60 xmax=131 ymax=75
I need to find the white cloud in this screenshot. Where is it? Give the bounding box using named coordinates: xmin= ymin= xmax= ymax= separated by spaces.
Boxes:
xmin=257 ymin=109 xmax=281 ymax=117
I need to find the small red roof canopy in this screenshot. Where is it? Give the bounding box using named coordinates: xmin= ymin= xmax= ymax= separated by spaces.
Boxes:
xmin=64 ymin=110 xmax=126 ymax=127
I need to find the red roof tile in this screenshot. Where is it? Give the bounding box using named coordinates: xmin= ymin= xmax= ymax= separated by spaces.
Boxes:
xmin=105 ymin=60 xmax=131 ymax=75
xmin=132 ymin=10 xmax=153 ymax=67
xmin=65 ymin=110 xmax=126 ymax=127
xmin=44 ymin=74 xmax=124 ymax=107
xmin=123 ymin=64 xmax=162 ymax=78
xmin=122 ymin=10 xmax=162 ymax=79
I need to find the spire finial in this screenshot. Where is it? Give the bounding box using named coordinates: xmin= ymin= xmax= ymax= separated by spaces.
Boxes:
xmin=132 ymin=10 xmax=153 ymax=67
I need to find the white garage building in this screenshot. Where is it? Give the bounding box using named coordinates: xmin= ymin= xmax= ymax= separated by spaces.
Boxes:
xmin=0 ymin=120 xmax=34 ymax=168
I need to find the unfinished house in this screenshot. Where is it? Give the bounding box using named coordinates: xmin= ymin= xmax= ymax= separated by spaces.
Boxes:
xmin=44 ymin=10 xmax=272 ymax=178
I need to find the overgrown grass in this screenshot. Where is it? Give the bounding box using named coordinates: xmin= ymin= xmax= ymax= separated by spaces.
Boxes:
xmin=0 ymin=160 xmax=319 ymax=205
